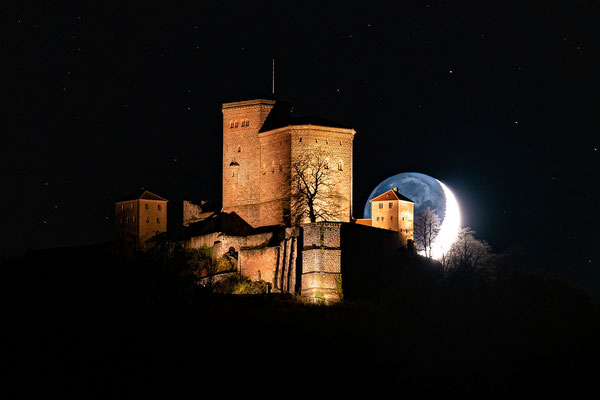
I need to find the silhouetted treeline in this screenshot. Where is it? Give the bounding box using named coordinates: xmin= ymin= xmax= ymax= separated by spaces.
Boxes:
xmin=6 ymin=242 xmax=599 ymax=397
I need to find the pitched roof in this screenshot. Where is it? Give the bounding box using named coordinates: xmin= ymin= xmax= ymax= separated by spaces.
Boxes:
xmin=117 ymin=189 xmax=168 ymax=202
xmin=369 ymin=188 xmax=414 ymax=203
xmin=185 ymin=211 xmax=254 ymax=238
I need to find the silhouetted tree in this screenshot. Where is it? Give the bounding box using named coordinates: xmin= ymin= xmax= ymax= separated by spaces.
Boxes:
xmin=290 ymin=149 xmax=343 ymax=224
xmin=414 ymin=207 xmax=441 ymax=258
xmin=442 ymin=227 xmax=492 ymax=274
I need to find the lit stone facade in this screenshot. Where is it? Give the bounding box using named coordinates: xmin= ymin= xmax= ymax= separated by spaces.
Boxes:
xmin=115 ymin=190 xmax=168 ymax=256
xmin=222 ymin=99 xmax=355 ymax=228
xmin=370 ymin=188 xmax=415 ymax=247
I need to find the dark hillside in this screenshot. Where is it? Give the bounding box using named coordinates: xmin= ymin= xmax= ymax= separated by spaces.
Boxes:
xmin=7 ymin=244 xmax=599 ymax=397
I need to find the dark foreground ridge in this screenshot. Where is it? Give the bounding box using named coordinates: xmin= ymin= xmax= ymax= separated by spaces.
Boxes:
xmin=7 ymin=243 xmax=600 ymax=397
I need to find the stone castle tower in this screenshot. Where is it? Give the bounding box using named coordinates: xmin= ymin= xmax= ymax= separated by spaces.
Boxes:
xmin=369 ymin=188 xmax=414 ymax=246
xmin=222 ymin=99 xmax=356 ymax=227
xmin=115 ymin=190 xmax=168 ymax=256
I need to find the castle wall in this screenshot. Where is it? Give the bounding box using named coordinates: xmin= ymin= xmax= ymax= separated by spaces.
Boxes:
xmin=239 ymin=246 xmax=280 ymax=284
xmin=187 ymin=231 xmax=275 ymax=260
xmin=137 ymin=199 xmax=167 ymax=248
xmin=290 ymin=127 xmax=354 ymax=223
xmin=258 ymin=129 xmax=292 ymax=226
xmin=300 ymin=222 xmax=400 ymax=302
xmin=222 ymin=100 xmax=276 ymax=227
xmin=300 ymin=223 xmax=343 ymax=302
xmin=115 ymin=198 xmax=167 ymax=255
xmin=371 ymin=200 xmax=414 ymax=246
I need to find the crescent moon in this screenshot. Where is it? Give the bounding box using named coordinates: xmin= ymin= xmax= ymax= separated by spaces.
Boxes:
xmin=430 ymin=179 xmax=461 ymax=260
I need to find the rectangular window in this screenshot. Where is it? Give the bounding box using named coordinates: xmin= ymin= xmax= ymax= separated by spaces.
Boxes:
xmin=389 ymin=203 xmax=393 ymax=208
xmin=146 ymin=217 xmax=149 ymax=223
xmin=379 ymin=203 xmax=383 ymax=209
xmin=158 ymin=204 xmax=161 ymax=210
xmin=145 ymin=203 xmax=149 ymax=209
xmin=157 ymin=218 xmax=160 ymax=223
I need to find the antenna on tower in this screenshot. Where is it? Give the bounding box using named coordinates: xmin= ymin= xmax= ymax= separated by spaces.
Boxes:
xmin=272 ymin=58 xmax=275 ymax=95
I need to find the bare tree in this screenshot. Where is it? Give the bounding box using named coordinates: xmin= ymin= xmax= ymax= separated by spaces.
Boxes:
xmin=290 ymin=150 xmax=342 ymax=224
xmin=442 ymin=227 xmax=492 ymax=272
xmin=414 ymin=207 xmax=441 ymax=258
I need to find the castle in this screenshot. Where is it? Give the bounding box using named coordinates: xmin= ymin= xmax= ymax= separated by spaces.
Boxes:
xmin=116 ymin=98 xmax=415 ymax=302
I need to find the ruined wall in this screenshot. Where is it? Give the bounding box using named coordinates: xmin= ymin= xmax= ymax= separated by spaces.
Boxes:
xmin=290 ymin=127 xmax=354 ymax=223
xmin=187 ymin=231 xmax=274 ymax=260
xmin=222 ymin=99 xmax=276 ymax=227
xmin=239 ymin=246 xmax=280 ymax=284
xmin=183 ymin=200 xmax=214 ymax=226
xmin=236 ymin=227 xmax=300 ymax=293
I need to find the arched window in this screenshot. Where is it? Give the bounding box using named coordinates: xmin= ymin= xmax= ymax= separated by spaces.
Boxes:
xmin=338 ymin=160 xmax=343 ymax=171
xmin=230 ymin=121 xmax=234 ymax=128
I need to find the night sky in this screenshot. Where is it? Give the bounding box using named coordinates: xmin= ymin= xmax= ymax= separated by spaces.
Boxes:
xmin=5 ymin=2 xmax=599 ymax=295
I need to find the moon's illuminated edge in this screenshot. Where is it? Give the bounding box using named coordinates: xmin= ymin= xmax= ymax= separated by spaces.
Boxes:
xmin=430 ymin=180 xmax=462 ymax=260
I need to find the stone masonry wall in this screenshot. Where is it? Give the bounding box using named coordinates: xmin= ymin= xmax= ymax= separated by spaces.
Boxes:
xmin=222 ymin=100 xmax=276 ymax=227
xmin=290 ymin=127 xmax=354 ymax=223
xmin=258 ymin=129 xmax=291 ymax=226
xmin=300 ymin=222 xmax=343 ymax=302
xmin=300 ymin=222 xmax=401 ymax=302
